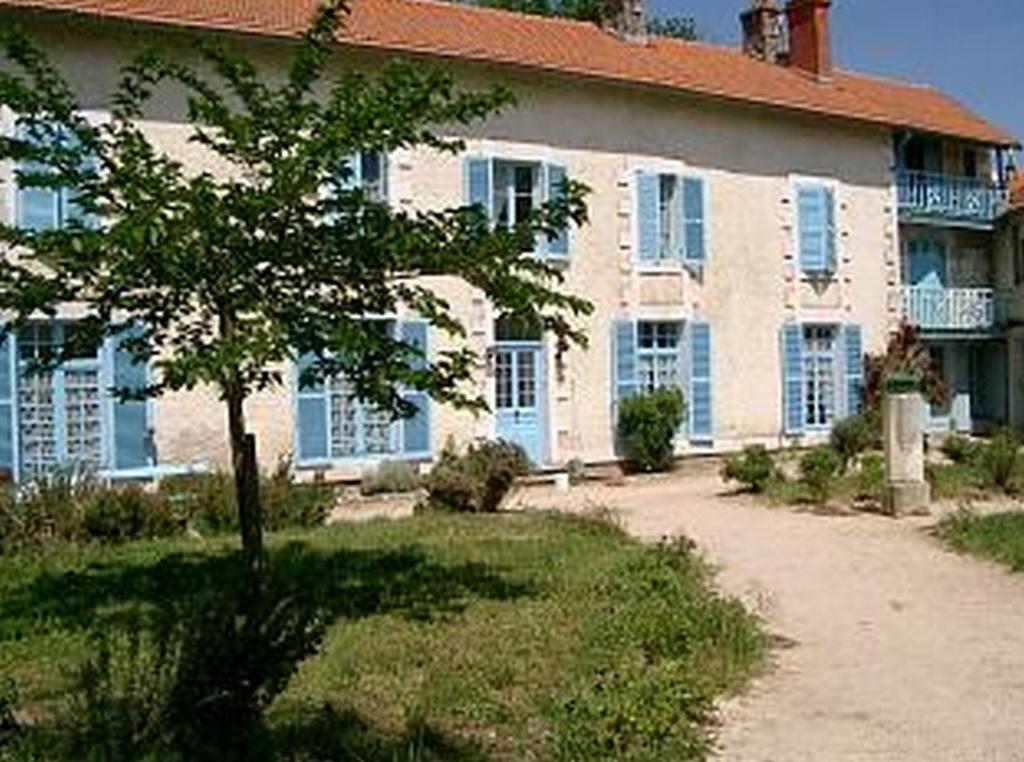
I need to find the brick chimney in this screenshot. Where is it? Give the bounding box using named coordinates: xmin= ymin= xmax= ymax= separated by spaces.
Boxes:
xmin=785 ymin=0 xmax=832 ymax=79
xmin=600 ymin=0 xmax=647 ymax=43
xmin=741 ymin=0 xmax=785 ymax=63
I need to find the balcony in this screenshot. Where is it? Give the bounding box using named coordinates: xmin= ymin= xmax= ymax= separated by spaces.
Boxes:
xmin=901 ymin=286 xmax=999 ymax=332
xmin=896 ymin=171 xmax=1000 ymax=227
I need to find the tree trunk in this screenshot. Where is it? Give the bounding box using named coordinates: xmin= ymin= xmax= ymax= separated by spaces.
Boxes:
xmin=227 ymin=381 xmax=264 ymax=581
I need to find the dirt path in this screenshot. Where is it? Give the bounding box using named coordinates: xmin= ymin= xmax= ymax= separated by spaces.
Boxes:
xmin=512 ymin=465 xmax=1024 ymax=762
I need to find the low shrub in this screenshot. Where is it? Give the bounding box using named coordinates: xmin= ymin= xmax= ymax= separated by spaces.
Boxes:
xmin=721 ymin=445 xmax=777 ymax=493
xmin=554 ymin=538 xmax=764 ymax=761
xmin=160 ymin=464 xmax=333 ymax=535
xmin=83 ymin=484 xmax=185 ymax=542
xmin=981 ymin=430 xmax=1021 ymax=493
xmin=62 ymin=580 xmax=325 ymax=762
xmin=799 ymin=446 xmax=839 ymax=505
xmin=359 ymin=460 xmax=421 ymax=496
xmin=0 ymin=464 xmax=333 ymax=553
xmin=422 ymin=440 xmax=530 ymax=513
xmin=853 ymin=453 xmax=885 ymax=502
xmin=927 ymin=462 xmax=988 ymax=501
xmin=829 ymin=412 xmax=880 ymax=473
xmin=617 ymin=388 xmax=686 ymax=473
xmin=941 ymin=434 xmax=984 ymax=465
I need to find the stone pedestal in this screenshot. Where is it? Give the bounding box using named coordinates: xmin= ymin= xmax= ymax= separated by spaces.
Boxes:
xmin=882 ymin=392 xmax=931 ymax=517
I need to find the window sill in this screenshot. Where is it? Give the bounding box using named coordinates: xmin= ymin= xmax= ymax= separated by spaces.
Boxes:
xmin=96 ymin=462 xmax=210 ymax=481
xmin=296 ymin=452 xmax=432 ymax=471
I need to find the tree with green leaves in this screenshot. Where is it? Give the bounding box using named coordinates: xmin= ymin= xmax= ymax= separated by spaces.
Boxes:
xmin=0 ymin=0 xmax=591 ymax=577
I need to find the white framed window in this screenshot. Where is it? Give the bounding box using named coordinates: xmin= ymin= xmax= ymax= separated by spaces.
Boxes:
xmin=464 ymin=155 xmax=569 ymax=259
xmin=636 ymin=170 xmax=707 ymax=267
xmin=493 ymin=160 xmax=539 ymax=231
xmin=295 ymin=319 xmax=431 ymax=465
xmin=803 ymin=325 xmax=837 ymax=429
xmin=636 ymin=321 xmax=683 ymax=393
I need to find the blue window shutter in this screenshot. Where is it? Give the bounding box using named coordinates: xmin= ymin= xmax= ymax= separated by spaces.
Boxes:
xmin=0 ymin=333 xmax=16 ymax=479
xmin=797 ymin=184 xmax=825 ymax=273
xmin=295 ymin=352 xmax=329 ymax=463
xmin=824 ymin=187 xmax=837 ymax=272
xmin=545 ymin=163 xmax=569 ymax=258
xmin=682 ymin=177 xmax=707 ymax=265
xmin=781 ymin=323 xmax=805 ymax=435
xmin=111 ymin=324 xmax=151 ymax=470
xmin=688 ymin=321 xmax=713 ymax=442
xmin=400 ymin=320 xmax=431 ymax=456
xmin=613 ymin=319 xmax=638 ymax=402
xmin=636 ymin=171 xmax=659 ymax=262
xmin=843 ymin=325 xmax=864 ymax=417
xmin=465 ymin=157 xmax=493 ymax=220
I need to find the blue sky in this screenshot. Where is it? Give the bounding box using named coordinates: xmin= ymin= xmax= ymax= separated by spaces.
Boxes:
xmin=650 ymin=0 xmax=1022 ymax=155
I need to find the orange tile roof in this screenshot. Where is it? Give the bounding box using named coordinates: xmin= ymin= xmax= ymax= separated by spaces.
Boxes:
xmin=0 ymin=0 xmax=1018 ymax=147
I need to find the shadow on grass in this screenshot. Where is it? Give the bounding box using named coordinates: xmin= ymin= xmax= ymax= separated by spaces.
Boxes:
xmin=0 ymin=540 xmax=535 ymax=639
xmin=274 ymin=705 xmax=492 ymax=762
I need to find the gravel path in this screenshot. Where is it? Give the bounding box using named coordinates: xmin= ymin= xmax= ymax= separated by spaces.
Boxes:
xmin=513 ymin=465 xmax=1024 ymax=762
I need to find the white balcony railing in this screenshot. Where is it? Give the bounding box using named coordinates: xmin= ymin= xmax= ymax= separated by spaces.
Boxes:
xmin=901 ymin=286 xmax=998 ymax=331
xmin=897 ymin=170 xmax=1000 ymax=224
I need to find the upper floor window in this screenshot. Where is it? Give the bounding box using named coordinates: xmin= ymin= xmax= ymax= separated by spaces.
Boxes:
xmin=14 ymin=122 xmax=94 ymax=232
xmin=494 ymin=161 xmax=537 ymax=230
xmin=796 ymin=181 xmax=837 ymax=276
xmin=335 ymin=151 xmax=388 ymax=202
xmin=464 ymin=156 xmax=569 ymax=259
xmin=636 ymin=170 xmax=706 ymax=267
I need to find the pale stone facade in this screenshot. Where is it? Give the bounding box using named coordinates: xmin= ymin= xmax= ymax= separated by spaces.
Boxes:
xmin=0 ymin=14 xmax=1011 ymax=480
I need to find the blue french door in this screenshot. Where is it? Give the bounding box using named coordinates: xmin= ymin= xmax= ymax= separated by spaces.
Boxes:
xmin=494 ymin=343 xmax=544 ymax=465
xmin=908 ymin=240 xmax=947 ymax=288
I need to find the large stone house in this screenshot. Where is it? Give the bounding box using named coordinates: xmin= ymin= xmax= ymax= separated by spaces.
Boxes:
xmin=0 ymin=0 xmax=1019 ymax=481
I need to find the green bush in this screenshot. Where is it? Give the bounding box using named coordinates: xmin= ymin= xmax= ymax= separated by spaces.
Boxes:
xmin=799 ymin=446 xmax=839 ymax=504
xmin=554 ymin=539 xmax=764 ymax=761
xmin=981 ymin=430 xmax=1021 ymax=493
xmin=359 ymin=460 xmax=421 ymax=496
xmin=0 ymin=464 xmax=333 ymax=553
xmin=617 ymin=388 xmax=686 ymax=473
xmin=422 ymin=440 xmax=530 ymax=513
xmin=721 ymin=445 xmax=777 ymax=493
xmin=83 ymin=485 xmax=185 ymax=542
xmin=853 ymin=453 xmax=885 ymax=502
xmin=160 ymin=464 xmax=333 ymax=535
xmin=829 ymin=412 xmax=879 ymax=473
xmin=59 ymin=588 xmax=323 ymax=762
xmin=941 ymin=434 xmax=984 ymax=465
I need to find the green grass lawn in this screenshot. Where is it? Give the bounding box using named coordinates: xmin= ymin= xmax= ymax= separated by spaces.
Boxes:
xmin=937 ymin=510 xmax=1024 ymax=572
xmin=0 ymin=511 xmax=764 ymax=761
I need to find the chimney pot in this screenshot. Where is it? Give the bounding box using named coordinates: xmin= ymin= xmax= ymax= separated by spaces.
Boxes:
xmin=741 ymin=0 xmax=784 ymax=63
xmin=785 ymin=0 xmax=832 ymax=79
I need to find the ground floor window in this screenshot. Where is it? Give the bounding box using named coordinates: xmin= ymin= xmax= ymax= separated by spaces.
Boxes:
xmin=295 ymin=320 xmax=431 ymax=464
xmin=18 ymin=322 xmax=105 ymax=478
xmin=803 ymin=325 xmax=837 ymax=429
xmin=1 ymin=320 xmax=150 ymax=480
xmin=636 ymin=321 xmax=683 ymax=393
xmin=327 ymin=376 xmax=397 ymax=458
